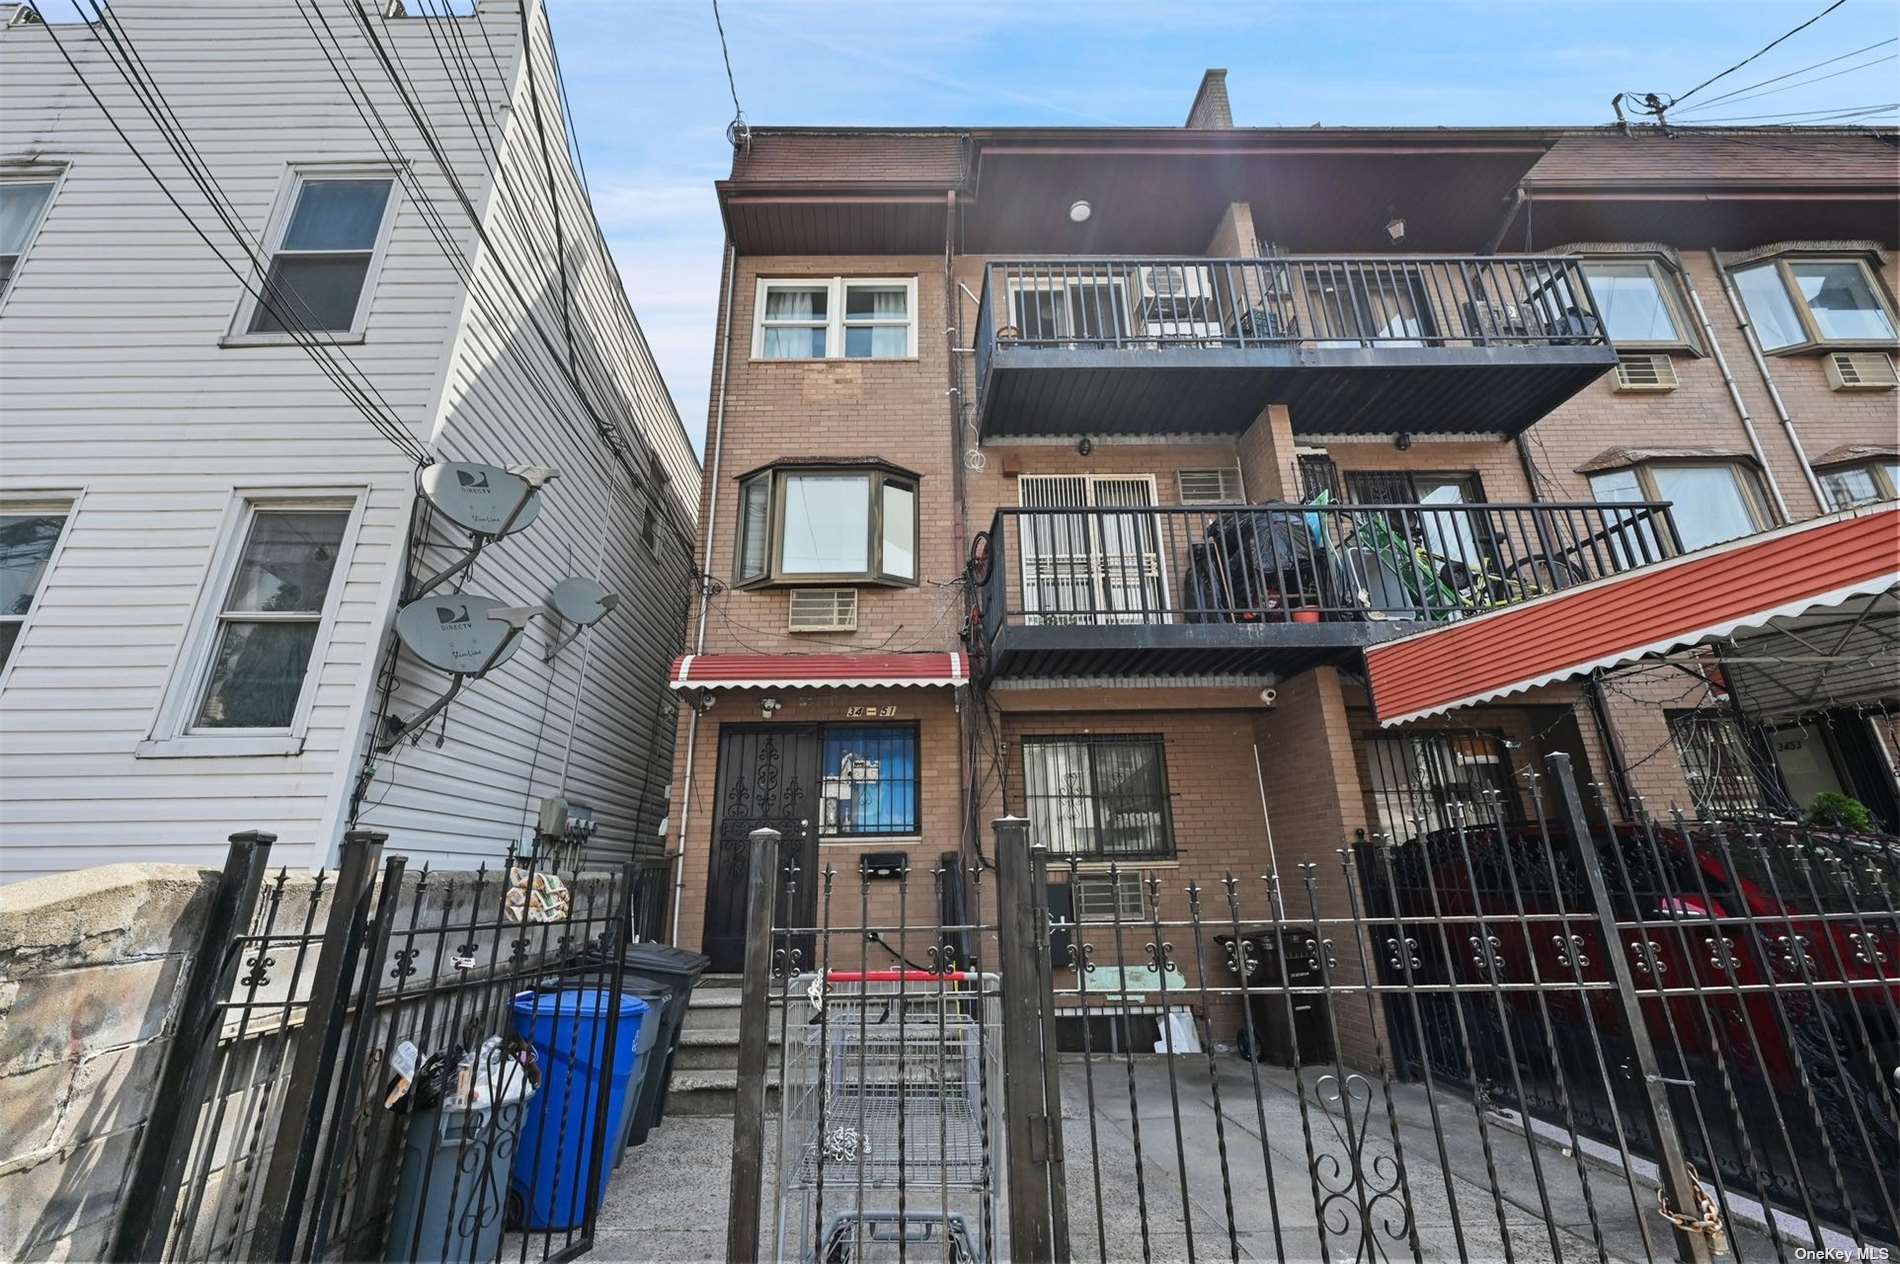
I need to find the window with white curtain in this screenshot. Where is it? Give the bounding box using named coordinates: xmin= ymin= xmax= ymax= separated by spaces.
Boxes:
xmin=753 ymin=277 xmax=916 ymax=359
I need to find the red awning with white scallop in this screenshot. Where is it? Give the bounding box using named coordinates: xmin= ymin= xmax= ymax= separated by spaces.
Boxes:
xmin=668 ymin=652 xmax=967 ymax=691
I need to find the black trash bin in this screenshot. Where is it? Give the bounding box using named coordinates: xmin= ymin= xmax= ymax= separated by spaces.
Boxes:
xmin=1217 ymin=929 xmax=1332 ymax=1066
xmin=617 ymin=943 xmax=708 ymax=1144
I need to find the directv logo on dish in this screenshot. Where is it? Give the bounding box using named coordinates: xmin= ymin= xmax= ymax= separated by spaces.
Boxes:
xmin=436 ymin=603 xmax=471 ymax=627
xmin=456 ymin=470 xmax=492 ymax=494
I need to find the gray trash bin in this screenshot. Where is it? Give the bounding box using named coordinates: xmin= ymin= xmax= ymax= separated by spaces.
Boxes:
xmin=383 ymin=1093 xmax=528 ymax=1264
xmin=609 ymin=982 xmax=666 ymax=1167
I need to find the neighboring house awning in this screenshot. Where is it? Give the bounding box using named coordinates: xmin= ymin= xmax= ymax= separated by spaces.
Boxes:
xmin=1365 ymin=506 xmax=1900 ymax=726
xmin=669 ymin=652 xmax=967 ymax=691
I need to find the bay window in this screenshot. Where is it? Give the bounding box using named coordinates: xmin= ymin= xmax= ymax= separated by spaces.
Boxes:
xmin=1818 ymin=460 xmax=1900 ymax=510
xmin=1579 ymin=259 xmax=1692 ymax=348
xmin=1589 ymin=460 xmax=1766 ymax=553
xmin=753 ymin=277 xmax=917 ymax=360
xmin=733 ymin=461 xmax=920 ymax=586
xmin=1732 ymin=255 xmax=1898 ymax=351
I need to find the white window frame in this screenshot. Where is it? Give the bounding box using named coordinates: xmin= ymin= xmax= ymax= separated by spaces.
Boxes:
xmin=750 ymin=276 xmax=918 ymax=361
xmin=0 ymin=168 xmax=66 ymax=318
xmin=0 ymin=490 xmax=81 ymax=692
xmin=225 ymin=165 xmax=401 ymax=347
xmin=140 ymin=489 xmax=366 ymax=758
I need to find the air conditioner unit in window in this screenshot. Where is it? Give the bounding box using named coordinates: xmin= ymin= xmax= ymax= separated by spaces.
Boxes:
xmin=1824 ymin=351 xmax=1899 ymax=392
xmin=1176 ymin=468 xmax=1244 ymax=505
xmin=1613 ymin=352 xmax=1679 ymax=393
xmin=787 ymin=587 xmax=858 ymax=632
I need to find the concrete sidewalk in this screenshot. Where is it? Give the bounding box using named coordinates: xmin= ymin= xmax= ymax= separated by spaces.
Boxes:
xmin=592 ymin=1053 xmax=1770 ymax=1262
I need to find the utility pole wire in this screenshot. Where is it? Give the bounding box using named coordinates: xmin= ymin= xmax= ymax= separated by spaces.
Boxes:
xmin=1675 ymin=35 xmax=1895 ymax=112
xmin=1672 ymin=0 xmax=1848 ymax=106
xmin=712 ymin=0 xmax=746 ymax=141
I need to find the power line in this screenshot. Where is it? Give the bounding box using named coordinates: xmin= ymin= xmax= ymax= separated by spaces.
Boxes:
xmin=711 ymin=0 xmax=746 ymax=140
xmin=1676 ymin=35 xmax=1896 ymax=112
xmin=1676 ymin=51 xmax=1898 ymax=116
xmin=1687 ymin=102 xmax=1899 ymax=124
xmin=1672 ymin=0 xmax=1848 ymax=106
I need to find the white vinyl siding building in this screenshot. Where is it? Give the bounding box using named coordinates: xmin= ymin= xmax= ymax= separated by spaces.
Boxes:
xmin=0 ymin=0 xmax=698 ymax=880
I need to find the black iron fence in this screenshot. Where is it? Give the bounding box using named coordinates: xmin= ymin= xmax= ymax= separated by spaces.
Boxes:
xmin=109 ymin=833 xmax=657 ymax=1264
xmin=974 ymin=254 xmax=1610 ymax=388
xmin=975 ymin=499 xmax=1679 ymax=642
xmin=723 ymin=753 xmax=1899 ymax=1264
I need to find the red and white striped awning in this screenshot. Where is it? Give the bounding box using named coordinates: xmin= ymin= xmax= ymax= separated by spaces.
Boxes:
xmin=1365 ymin=505 xmax=1900 ymax=726
xmin=669 ymin=652 xmax=967 ymax=691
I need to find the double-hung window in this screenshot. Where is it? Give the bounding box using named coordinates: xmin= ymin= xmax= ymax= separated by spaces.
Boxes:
xmin=241 ymin=174 xmax=396 ymax=337
xmin=145 ymin=497 xmax=359 ymax=755
xmin=1589 ymin=461 xmax=1766 ymax=553
xmin=733 ymin=461 xmax=919 ymax=587
xmin=1818 ymin=460 xmax=1900 ymax=510
xmin=0 ymin=178 xmax=57 ymax=302
xmin=1021 ymin=735 xmax=1174 ymax=859
xmin=1732 ymin=255 xmax=1898 ymax=351
xmin=753 ymin=277 xmax=917 ymax=360
xmin=1579 ymin=258 xmax=1693 ymax=349
xmin=0 ymin=504 xmax=72 ymax=671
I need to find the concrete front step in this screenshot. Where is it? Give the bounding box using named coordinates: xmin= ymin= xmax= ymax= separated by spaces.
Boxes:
xmin=665 ymin=1069 xmax=780 ymax=1117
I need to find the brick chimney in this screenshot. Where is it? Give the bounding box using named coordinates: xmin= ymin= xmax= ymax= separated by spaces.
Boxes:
xmin=1185 ymin=69 xmax=1232 ymax=129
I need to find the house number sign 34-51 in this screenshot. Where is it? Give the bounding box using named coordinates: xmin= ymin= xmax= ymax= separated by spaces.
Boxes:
xmin=844 ymin=705 xmax=898 ymax=718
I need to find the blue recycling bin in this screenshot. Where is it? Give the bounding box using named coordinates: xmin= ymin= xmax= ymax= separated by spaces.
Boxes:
xmin=509 ymin=989 xmax=648 ymax=1231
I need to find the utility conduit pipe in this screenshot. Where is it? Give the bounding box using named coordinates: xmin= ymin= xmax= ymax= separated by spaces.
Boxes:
xmin=671 ymin=238 xmax=739 ymax=944
xmin=1707 ymin=249 xmax=1827 ymax=514
xmin=1681 ymin=272 xmax=1793 ymax=523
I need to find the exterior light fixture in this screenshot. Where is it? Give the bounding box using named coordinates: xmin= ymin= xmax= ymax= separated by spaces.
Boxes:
xmin=1395 ymin=432 xmax=1413 ymax=451
xmin=1068 ymin=200 xmax=1092 ymax=223
xmin=1077 ymin=436 xmax=1093 ymax=456
xmin=1385 ymin=216 xmax=1406 ymax=243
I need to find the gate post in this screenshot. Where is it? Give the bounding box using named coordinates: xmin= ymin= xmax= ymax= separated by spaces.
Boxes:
xmin=726 ymin=826 xmax=780 ymax=1264
xmin=108 ymin=830 xmax=276 ymax=1263
xmin=250 ymin=828 xmax=387 ymax=1263
xmin=1547 ymin=753 xmax=1713 ymax=1264
xmin=994 ymin=815 xmax=1065 ymax=1264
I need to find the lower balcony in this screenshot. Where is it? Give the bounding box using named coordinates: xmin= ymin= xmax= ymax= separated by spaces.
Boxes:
xmin=970 ymin=499 xmax=1680 ymax=680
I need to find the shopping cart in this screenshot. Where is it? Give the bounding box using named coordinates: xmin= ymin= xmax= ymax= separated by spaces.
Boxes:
xmin=772 ymin=970 xmax=1006 ymax=1263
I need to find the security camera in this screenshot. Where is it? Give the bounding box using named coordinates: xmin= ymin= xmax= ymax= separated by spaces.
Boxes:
xmin=1260 ymin=687 xmax=1278 ymax=707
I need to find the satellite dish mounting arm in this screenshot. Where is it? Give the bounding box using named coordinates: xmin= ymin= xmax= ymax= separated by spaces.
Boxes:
xmin=377 ymin=605 xmax=541 ymax=751
xmin=410 ymin=482 xmax=540 ymax=601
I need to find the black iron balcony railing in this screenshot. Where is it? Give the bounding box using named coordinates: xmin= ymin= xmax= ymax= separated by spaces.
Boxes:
xmin=975 ymin=254 xmax=1606 ymax=380
xmin=974 ymin=498 xmax=1679 ymax=656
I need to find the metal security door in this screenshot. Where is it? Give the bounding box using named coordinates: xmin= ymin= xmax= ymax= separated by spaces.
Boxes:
xmin=703 ymin=726 xmax=819 ymax=973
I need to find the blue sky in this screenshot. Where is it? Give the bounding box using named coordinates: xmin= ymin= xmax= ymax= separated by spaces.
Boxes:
xmin=551 ymin=0 xmax=1899 ymax=454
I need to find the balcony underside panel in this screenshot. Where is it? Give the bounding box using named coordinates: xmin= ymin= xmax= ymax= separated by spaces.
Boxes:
xmin=986 ymin=621 xmax=1397 ymax=681
xmin=980 ymin=345 xmax=1616 ymax=439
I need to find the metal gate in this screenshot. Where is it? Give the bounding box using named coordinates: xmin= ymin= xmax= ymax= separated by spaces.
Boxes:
xmin=724 ymin=751 xmax=1899 ymax=1263
xmin=109 ymin=830 xmax=648 ymax=1264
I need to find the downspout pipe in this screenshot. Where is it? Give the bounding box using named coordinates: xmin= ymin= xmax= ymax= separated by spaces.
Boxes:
xmin=1682 ymin=270 xmax=1794 ymax=523
xmin=1707 ymin=249 xmax=1826 ymax=514
xmin=671 ymin=236 xmax=739 ymax=944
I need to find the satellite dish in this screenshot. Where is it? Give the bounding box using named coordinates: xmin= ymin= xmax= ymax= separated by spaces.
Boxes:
xmin=420 ymin=462 xmax=545 ymax=538
xmin=548 ymin=577 xmax=620 ymax=628
xmin=395 ymin=593 xmax=535 ymax=675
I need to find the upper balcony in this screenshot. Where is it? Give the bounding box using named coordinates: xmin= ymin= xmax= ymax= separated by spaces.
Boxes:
xmin=972 ymin=256 xmax=1618 ymax=440
xmin=969 ymin=498 xmax=1680 ymax=680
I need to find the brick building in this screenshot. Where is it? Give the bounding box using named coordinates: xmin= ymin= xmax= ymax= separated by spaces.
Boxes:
xmin=664 ymin=71 xmax=1900 ymax=1024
